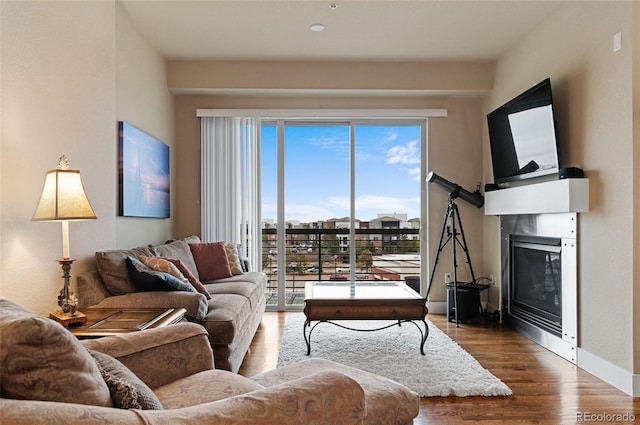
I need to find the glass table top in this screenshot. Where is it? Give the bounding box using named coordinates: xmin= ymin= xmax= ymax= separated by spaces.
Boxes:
xmin=305 ymin=281 xmax=421 ymax=300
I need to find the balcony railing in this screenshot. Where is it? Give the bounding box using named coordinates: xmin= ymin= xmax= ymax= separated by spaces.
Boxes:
xmin=262 ymin=227 xmax=421 ymax=304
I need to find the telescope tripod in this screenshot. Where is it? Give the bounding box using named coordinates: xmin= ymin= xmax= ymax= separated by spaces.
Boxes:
xmin=426 ymin=195 xmax=478 ymax=327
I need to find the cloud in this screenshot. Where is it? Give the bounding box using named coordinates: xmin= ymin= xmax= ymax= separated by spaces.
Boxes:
xmin=407 ymin=167 xmax=421 ymax=181
xmin=263 ymin=201 xmax=344 ymax=223
xmin=356 ymin=194 xmax=419 ymax=211
xmin=328 ymin=194 xmax=419 ymax=220
xmin=264 ymin=193 xmax=420 ymax=223
xmin=307 ymin=136 xmax=349 ymax=153
xmin=325 ymin=196 xmax=350 ymax=211
xmin=386 ymin=140 xmax=420 ymax=165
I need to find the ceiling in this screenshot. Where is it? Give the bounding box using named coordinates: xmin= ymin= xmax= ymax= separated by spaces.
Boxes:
xmin=118 ymin=0 xmax=564 ymax=63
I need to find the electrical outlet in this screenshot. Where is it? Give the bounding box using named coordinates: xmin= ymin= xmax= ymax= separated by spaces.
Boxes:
xmin=613 ymin=31 xmax=622 ymax=52
xmin=444 ymin=273 xmax=452 ymax=284
xmin=489 ymin=274 xmax=497 ymax=287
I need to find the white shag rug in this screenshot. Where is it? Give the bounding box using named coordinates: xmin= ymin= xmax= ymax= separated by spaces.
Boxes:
xmin=277 ymin=313 xmax=512 ymax=397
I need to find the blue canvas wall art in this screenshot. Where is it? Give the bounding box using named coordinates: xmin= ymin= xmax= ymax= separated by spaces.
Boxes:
xmin=118 ymin=122 xmax=170 ymax=218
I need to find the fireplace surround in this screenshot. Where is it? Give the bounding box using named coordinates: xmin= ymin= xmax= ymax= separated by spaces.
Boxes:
xmin=501 ymin=213 xmax=577 ymax=363
xmin=485 ymin=178 xmax=588 ymax=364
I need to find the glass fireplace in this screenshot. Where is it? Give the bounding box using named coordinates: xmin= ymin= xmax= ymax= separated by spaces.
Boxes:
xmin=510 ymin=236 xmax=562 ymax=337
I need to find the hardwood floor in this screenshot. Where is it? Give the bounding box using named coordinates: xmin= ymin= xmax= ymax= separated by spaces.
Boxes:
xmin=239 ymin=312 xmax=640 ymax=424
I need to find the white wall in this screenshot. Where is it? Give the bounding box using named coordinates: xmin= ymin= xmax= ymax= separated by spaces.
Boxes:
xmin=115 ymin=3 xmax=175 ymax=249
xmin=482 ymin=1 xmax=636 ymax=373
xmin=0 ymin=1 xmax=175 ymax=316
xmin=0 ymin=1 xmax=117 ymax=316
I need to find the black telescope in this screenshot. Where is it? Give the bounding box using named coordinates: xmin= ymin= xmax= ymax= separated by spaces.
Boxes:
xmin=427 ymin=171 xmax=484 ymax=208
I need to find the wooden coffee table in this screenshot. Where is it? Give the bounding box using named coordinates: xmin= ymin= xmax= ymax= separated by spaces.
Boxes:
xmin=303 ymin=281 xmax=429 ymax=355
xmin=68 ymin=308 xmax=186 ymax=339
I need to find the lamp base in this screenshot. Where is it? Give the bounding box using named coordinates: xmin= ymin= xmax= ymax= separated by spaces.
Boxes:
xmin=49 ymin=310 xmax=87 ymax=327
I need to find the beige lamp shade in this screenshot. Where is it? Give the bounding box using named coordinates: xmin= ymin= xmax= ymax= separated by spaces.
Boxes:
xmin=32 ymin=168 xmax=97 ymax=221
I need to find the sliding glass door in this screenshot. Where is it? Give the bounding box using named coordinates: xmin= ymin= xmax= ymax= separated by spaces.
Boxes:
xmin=262 ymin=119 xmax=426 ymax=310
xmin=354 ymin=124 xmax=423 ymax=283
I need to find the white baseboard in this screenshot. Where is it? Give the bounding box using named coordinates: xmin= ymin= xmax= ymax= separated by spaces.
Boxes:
xmin=577 ymin=348 xmax=639 ymax=396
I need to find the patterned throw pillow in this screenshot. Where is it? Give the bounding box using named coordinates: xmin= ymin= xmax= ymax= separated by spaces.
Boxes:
xmin=88 ymin=349 xmax=163 ymax=410
xmin=126 ymin=257 xmax=197 ymax=293
xmin=163 ymin=257 xmax=211 ymax=300
xmin=140 ymin=256 xmax=188 ymax=282
xmin=152 ymin=239 xmax=200 ymax=281
xmin=224 ymin=243 xmax=244 ymax=275
xmin=0 ymin=300 xmax=112 ymax=407
xmin=188 ymin=242 xmax=233 ymax=281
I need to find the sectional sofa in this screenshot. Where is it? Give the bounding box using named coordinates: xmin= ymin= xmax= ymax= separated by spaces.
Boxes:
xmin=1 ymin=298 xmax=420 ymax=425
xmin=76 ymin=235 xmax=266 ymax=372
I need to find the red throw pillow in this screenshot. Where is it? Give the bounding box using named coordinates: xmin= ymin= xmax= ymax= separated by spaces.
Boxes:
xmin=163 ymin=258 xmax=211 ymax=300
xmin=188 ymin=242 xmax=233 ymax=281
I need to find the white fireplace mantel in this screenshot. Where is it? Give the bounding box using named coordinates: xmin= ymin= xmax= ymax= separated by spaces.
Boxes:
xmin=484 ymin=178 xmax=589 ymax=215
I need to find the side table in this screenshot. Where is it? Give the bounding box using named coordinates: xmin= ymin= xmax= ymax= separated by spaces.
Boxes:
xmin=68 ymin=308 xmax=186 ymax=339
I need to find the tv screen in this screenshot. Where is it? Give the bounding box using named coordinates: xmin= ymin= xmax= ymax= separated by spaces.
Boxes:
xmin=487 ymin=78 xmax=560 ymax=184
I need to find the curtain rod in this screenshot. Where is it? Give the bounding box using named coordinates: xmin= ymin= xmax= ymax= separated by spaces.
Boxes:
xmin=196 ymin=108 xmax=447 ymax=119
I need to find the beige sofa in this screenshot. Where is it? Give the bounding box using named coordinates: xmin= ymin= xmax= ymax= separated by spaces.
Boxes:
xmin=0 ymin=299 xmax=420 ymax=425
xmin=76 ymin=235 xmax=266 ymax=372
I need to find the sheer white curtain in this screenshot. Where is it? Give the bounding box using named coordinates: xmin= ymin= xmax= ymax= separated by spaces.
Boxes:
xmin=200 ymin=117 xmax=262 ymax=270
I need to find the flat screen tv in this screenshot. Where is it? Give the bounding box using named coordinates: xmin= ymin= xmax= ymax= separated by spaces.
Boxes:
xmin=487 ymin=78 xmax=560 ymax=184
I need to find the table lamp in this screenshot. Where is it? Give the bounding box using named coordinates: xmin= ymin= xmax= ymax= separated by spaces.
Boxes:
xmin=32 ymin=156 xmax=97 ymax=326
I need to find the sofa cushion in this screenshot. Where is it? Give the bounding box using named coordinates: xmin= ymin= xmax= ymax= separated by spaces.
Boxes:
xmin=252 ymin=357 xmax=420 ymax=425
xmin=154 ymin=369 xmax=263 ymax=409
xmin=201 ymin=276 xmax=262 ymax=330
xmin=88 ymin=349 xmax=163 ymax=410
xmin=207 ymin=271 xmax=267 ymax=287
xmin=199 ymin=273 xmax=267 ymax=347
xmin=164 ymin=257 xmax=211 ymax=300
xmin=96 ymin=245 xmax=155 ymax=295
xmin=206 ymin=279 xmax=264 ymax=305
xmin=224 ymin=243 xmax=244 ymax=275
xmin=201 ymin=293 xmax=252 ymax=345
xmin=152 ymin=239 xmax=200 ymax=280
xmin=126 ymin=257 xmax=197 ymax=293
xmin=0 ymin=299 xmax=112 ymax=407
xmin=189 ymin=242 xmax=233 ymax=281
xmin=151 ymin=371 xmax=366 ymax=425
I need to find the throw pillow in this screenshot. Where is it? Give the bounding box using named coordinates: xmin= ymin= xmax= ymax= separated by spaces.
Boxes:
xmin=152 ymin=239 xmax=200 ymax=281
xmin=188 ymin=242 xmax=233 ymax=281
xmin=126 ymin=257 xmax=197 ymax=293
xmin=95 ymin=246 xmax=155 ymax=295
xmin=224 ymin=243 xmax=244 ymax=275
xmin=140 ymin=255 xmax=188 ymax=283
xmin=163 ymin=257 xmax=211 ymax=300
xmin=0 ymin=299 xmax=112 ymax=407
xmin=88 ymin=350 xmax=163 ymax=410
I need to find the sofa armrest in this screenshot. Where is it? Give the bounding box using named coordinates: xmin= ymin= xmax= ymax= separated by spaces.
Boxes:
xmin=139 ymin=370 xmax=366 ymax=425
xmin=0 ymin=399 xmax=145 ymax=425
xmin=81 ymin=322 xmax=214 ymax=389
xmin=0 ymin=371 xmax=365 ymax=425
xmin=90 ymin=291 xmax=208 ymax=320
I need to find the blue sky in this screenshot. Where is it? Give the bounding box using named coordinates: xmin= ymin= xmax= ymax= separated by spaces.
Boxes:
xmin=261 ymin=124 xmax=422 ymax=223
